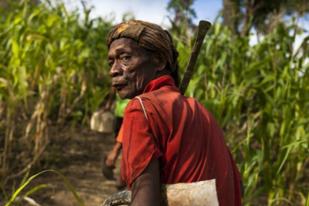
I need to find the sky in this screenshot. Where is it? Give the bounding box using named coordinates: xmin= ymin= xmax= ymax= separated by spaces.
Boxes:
xmin=63 ymin=0 xmax=307 ymax=47
xmin=64 ymin=0 xmax=222 ymax=28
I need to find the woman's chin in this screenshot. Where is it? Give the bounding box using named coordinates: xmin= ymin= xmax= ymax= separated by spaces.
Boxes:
xmin=117 ymin=86 xmax=142 ymax=99
xmin=117 ymin=90 xmax=133 ymax=100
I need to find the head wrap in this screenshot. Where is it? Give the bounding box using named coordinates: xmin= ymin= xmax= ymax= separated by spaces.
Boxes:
xmin=107 ymin=20 xmax=179 ymax=85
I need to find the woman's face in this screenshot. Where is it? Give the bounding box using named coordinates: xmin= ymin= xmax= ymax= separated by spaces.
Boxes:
xmin=108 ymin=38 xmax=158 ymax=99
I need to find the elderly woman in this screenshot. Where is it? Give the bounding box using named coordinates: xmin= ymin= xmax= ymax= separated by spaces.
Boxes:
xmin=106 ymin=20 xmax=242 ymax=206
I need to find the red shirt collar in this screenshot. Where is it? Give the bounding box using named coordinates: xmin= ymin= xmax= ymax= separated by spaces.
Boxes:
xmin=143 ymin=75 xmax=176 ymax=93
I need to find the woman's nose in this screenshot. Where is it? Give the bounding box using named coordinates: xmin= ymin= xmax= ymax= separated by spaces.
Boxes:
xmin=109 ymin=61 xmax=122 ymax=77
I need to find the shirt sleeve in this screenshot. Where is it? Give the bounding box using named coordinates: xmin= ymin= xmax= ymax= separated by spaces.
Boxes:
xmin=116 ymin=124 xmax=123 ymax=143
xmin=120 ymin=98 xmax=161 ymax=188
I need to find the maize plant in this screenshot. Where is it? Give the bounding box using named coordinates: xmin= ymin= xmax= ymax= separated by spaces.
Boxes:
xmin=179 ymin=21 xmax=309 ymax=205
xmin=0 ymin=1 xmax=112 ymax=179
xmin=0 ymin=1 xmax=308 ymax=206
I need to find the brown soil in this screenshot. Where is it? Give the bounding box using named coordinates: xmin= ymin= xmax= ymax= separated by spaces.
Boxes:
xmin=22 ymin=126 xmax=121 ymax=206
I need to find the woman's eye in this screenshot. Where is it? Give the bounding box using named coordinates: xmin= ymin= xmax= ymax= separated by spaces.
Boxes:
xmin=120 ymin=55 xmax=131 ymax=62
xmin=108 ymin=60 xmax=114 ymax=67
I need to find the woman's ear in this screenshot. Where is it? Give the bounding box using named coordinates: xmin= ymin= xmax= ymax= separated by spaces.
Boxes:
xmin=153 ymin=55 xmax=166 ymax=72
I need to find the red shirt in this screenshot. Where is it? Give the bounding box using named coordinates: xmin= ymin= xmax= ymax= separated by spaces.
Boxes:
xmin=121 ymin=75 xmax=242 ymax=206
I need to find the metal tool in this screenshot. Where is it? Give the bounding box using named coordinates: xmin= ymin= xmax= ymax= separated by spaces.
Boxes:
xmin=179 ymin=20 xmax=211 ymax=95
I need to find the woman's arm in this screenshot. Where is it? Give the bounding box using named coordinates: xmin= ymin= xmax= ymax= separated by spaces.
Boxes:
xmin=130 ymin=158 xmax=161 ymax=206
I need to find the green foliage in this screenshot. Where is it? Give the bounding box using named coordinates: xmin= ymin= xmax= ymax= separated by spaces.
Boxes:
xmin=0 ymin=0 xmax=111 ymax=121
xmin=222 ymin=0 xmax=309 ymax=35
xmin=4 ymin=170 xmax=84 ymax=206
xmin=182 ymin=21 xmax=308 ymax=205
xmin=167 ymin=0 xmax=196 ymax=20
xmin=167 ymin=0 xmax=196 ymax=43
xmin=0 ymin=1 xmax=308 ymax=206
xmin=0 ymin=0 xmax=112 ymax=179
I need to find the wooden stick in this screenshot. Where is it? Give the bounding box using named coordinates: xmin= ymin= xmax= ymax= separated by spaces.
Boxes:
xmin=179 ymin=20 xmax=211 ymax=95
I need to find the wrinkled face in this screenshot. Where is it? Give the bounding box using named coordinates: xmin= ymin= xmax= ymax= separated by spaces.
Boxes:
xmin=108 ymin=38 xmax=158 ymax=99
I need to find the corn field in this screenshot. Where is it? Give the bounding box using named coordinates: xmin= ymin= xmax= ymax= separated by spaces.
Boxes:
xmin=0 ymin=1 xmax=308 ymax=206
xmin=180 ymin=22 xmax=309 ymax=205
xmin=0 ymin=1 xmax=112 ymax=179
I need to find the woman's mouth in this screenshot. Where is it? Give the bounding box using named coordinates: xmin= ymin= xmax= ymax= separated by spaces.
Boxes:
xmin=112 ymin=83 xmax=127 ymax=91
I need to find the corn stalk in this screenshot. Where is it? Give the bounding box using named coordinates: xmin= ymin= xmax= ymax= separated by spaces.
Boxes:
xmin=0 ymin=1 xmax=112 ymax=180
xmin=181 ymin=21 xmax=309 ymax=205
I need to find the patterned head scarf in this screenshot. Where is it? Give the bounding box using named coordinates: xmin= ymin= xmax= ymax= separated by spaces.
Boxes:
xmin=107 ymin=20 xmax=179 ymax=85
